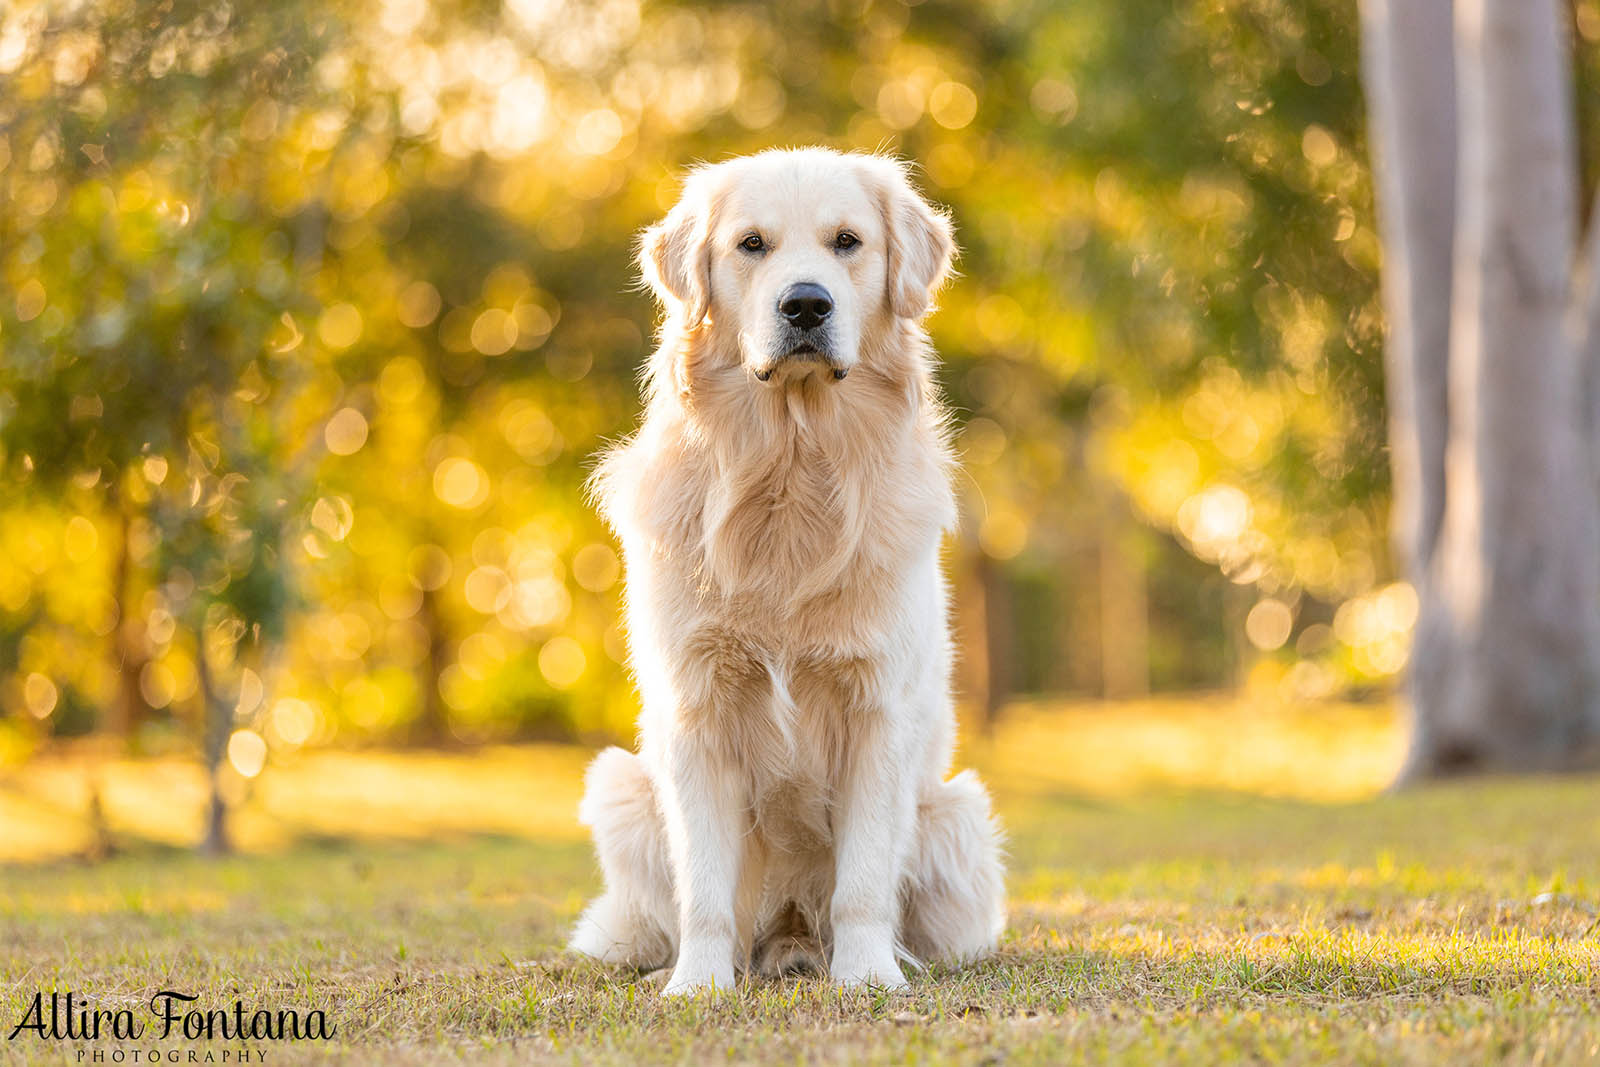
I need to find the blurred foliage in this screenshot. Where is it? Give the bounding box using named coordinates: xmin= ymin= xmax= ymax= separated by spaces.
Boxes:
xmin=0 ymin=0 xmax=1416 ymax=774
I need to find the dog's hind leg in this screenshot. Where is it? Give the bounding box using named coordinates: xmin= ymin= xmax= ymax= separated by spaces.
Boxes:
xmin=899 ymin=770 xmax=1006 ymax=965
xmin=569 ymin=747 xmax=677 ymax=970
xmin=752 ymin=900 xmax=827 ymax=978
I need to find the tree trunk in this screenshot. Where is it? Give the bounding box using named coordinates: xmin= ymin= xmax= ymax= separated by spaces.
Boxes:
xmin=109 ymin=495 xmax=151 ymax=745
xmin=1407 ymin=0 xmax=1600 ymax=773
xmin=1359 ymin=0 xmax=1457 ymax=578
xmin=969 ymin=551 xmax=1013 ymax=732
xmin=196 ymin=636 xmax=231 ymax=854
xmin=414 ymin=585 xmax=452 ymax=746
xmin=1579 ymin=191 xmax=1600 ymax=464
xmin=1099 ymin=506 xmax=1149 ymax=699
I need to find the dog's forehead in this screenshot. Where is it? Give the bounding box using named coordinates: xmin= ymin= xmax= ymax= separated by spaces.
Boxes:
xmin=716 ymin=155 xmax=879 ymax=229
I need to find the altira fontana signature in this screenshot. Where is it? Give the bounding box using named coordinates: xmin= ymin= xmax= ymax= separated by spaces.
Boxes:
xmin=8 ymin=991 xmax=336 ymax=1043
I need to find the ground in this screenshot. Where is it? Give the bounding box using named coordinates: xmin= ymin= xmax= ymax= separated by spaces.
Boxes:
xmin=2 ymin=697 xmax=1598 ymax=1065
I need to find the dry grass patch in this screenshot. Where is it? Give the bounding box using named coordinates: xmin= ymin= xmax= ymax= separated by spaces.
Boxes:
xmin=2 ymin=699 xmax=1597 ymax=1064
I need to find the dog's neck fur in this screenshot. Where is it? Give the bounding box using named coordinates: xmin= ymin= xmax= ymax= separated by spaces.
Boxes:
xmin=658 ymin=310 xmax=928 ymax=456
xmin=597 ymin=313 xmax=955 ymax=614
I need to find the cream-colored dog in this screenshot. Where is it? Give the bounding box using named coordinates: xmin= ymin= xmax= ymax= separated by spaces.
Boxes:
xmin=571 ymin=147 xmax=1005 ymax=994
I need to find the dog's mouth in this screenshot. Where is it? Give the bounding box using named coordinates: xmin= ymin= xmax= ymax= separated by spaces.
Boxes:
xmin=754 ymin=342 xmax=848 ymax=382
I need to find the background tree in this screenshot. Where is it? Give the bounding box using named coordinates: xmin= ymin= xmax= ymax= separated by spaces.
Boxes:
xmin=1361 ymin=0 xmax=1600 ymax=776
xmin=0 ymin=0 xmax=335 ymax=848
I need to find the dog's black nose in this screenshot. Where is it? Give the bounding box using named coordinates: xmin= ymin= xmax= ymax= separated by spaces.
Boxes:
xmin=779 ymin=283 xmax=833 ymax=330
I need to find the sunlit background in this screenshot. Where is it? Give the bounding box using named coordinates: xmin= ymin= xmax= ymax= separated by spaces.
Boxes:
xmin=0 ymin=0 xmax=1457 ymax=857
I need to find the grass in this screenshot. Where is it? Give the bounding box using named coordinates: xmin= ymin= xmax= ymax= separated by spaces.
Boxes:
xmin=2 ymin=696 xmax=1599 ymax=1065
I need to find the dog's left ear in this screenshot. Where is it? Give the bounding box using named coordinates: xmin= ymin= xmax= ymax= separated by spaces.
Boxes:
xmin=639 ymin=178 xmax=712 ymax=328
xmin=869 ymin=159 xmax=956 ymax=320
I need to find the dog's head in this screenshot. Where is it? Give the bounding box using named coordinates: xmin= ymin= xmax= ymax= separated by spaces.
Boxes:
xmin=640 ymin=149 xmax=954 ymax=384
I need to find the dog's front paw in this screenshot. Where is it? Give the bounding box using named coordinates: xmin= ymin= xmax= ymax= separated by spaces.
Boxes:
xmin=833 ymin=960 xmax=908 ymax=990
xmin=831 ymin=937 xmax=908 ymax=991
xmin=660 ymin=965 xmax=735 ymax=997
xmin=660 ymin=946 xmax=736 ymax=997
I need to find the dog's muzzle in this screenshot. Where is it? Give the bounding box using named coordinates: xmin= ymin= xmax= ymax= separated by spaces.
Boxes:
xmin=755 ymin=283 xmax=848 ymax=382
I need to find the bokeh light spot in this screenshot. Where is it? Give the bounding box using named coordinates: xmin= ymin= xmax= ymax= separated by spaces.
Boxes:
xmin=63 ymin=516 xmax=98 ymax=562
xmin=311 ymin=496 xmax=355 ymax=541
xmin=227 ymin=729 xmax=268 ymax=778
xmin=1245 ymin=599 xmax=1295 ymax=651
xmin=538 ymin=636 xmax=586 ymax=690
xmin=470 ymin=307 xmax=518 ymax=355
xmin=464 ymin=566 xmax=513 ymax=614
xmin=1302 ymin=124 xmax=1338 ymax=167
xmin=22 ymin=673 xmax=57 ymax=718
xmin=271 ymin=698 xmax=318 ymax=746
xmin=324 ymin=407 xmax=370 ymax=455
xmin=433 ymin=457 xmax=489 ymax=510
xmin=139 ymin=661 xmax=176 ymax=709
xmin=397 ymin=281 xmax=442 ymax=328
xmin=979 ymin=511 xmax=1028 ymax=560
xmin=574 ymin=109 xmax=623 ymax=155
xmin=16 ymin=279 xmax=46 ymax=321
xmin=929 ymin=82 xmax=978 ymax=129
xmin=317 ymin=303 xmax=364 ymax=349
xmin=573 ymin=543 xmax=620 ymax=592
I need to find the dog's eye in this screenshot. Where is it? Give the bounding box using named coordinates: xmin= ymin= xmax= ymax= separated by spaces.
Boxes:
xmin=739 ymin=233 xmax=766 ymax=253
xmin=834 ymin=231 xmax=859 ymax=251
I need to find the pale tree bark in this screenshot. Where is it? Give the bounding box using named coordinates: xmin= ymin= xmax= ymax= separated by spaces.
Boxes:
xmin=1359 ymin=0 xmax=1456 ymax=577
xmin=1369 ymin=0 xmax=1600 ymax=776
xmin=1579 ymin=183 xmax=1600 ymax=462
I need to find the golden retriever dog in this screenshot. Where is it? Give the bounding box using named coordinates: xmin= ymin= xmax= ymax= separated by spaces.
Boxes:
xmin=570 ymin=147 xmax=1005 ymax=994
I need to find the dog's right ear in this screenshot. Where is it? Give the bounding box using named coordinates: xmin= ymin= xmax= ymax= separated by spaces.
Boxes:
xmin=639 ymin=180 xmax=711 ymax=328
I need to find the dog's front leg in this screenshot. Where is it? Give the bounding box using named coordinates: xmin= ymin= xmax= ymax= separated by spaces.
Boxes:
xmin=829 ymin=716 xmax=914 ymax=989
xmin=659 ymin=735 xmax=747 ymax=996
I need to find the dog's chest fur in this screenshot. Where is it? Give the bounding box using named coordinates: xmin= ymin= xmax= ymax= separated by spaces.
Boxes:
xmin=664 ymin=400 xmax=945 ymax=641
xmin=704 ymin=431 xmax=847 ymax=604
xmin=597 ymin=363 xmax=954 ymax=852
